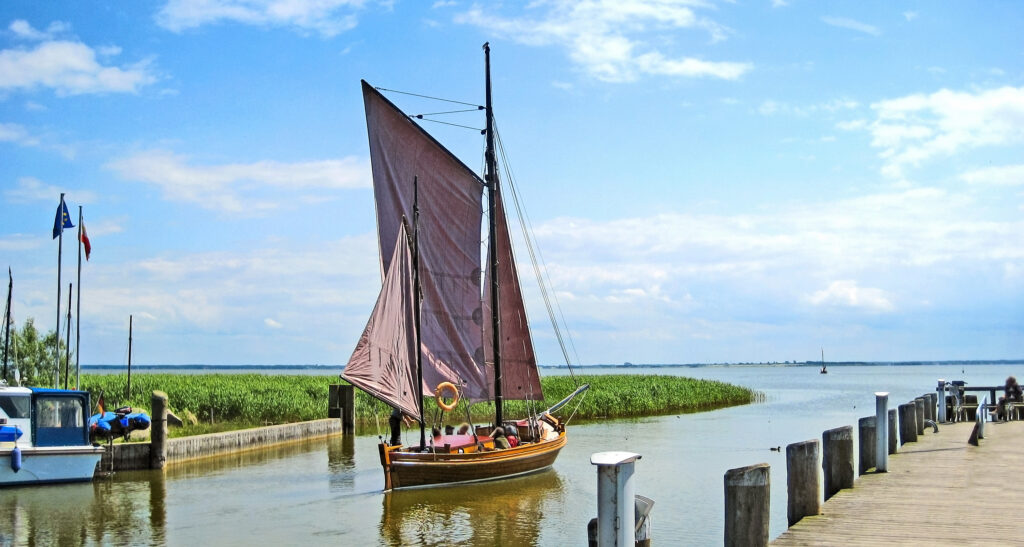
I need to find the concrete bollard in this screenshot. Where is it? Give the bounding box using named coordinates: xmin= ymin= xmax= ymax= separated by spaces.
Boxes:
xmin=822 ymin=426 xmax=854 ymax=500
xmin=914 ymin=398 xmax=926 ymax=435
xmin=898 ymin=403 xmax=917 ymax=445
xmin=786 ymin=439 xmax=821 ymax=526
xmin=888 ymin=408 xmax=898 ymax=454
xmin=340 ymin=384 xmax=354 ymax=434
xmin=150 ymin=390 xmax=168 ymax=470
xmin=858 ymin=416 xmax=876 ymax=474
xmin=591 ymin=451 xmax=642 ymax=547
xmin=725 ymin=463 xmax=770 ymax=547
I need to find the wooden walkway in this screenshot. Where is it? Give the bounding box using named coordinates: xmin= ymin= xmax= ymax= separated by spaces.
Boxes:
xmin=773 ymin=420 xmax=1024 ymax=546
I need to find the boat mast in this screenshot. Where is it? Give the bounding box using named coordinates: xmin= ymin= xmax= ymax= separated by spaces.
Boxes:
xmin=412 ymin=177 xmax=427 ymax=450
xmin=2 ymin=268 xmax=11 ymax=382
xmin=483 ymin=42 xmax=503 ymax=428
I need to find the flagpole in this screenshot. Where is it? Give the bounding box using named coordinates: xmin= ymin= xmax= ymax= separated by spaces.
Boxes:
xmin=55 ymin=193 xmax=65 ymax=389
xmin=76 ymin=206 xmax=83 ymax=390
xmin=65 ymin=282 xmax=72 ymax=390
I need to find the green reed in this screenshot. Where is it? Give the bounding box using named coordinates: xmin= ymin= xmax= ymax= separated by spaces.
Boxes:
xmin=81 ymin=373 xmax=758 ymax=437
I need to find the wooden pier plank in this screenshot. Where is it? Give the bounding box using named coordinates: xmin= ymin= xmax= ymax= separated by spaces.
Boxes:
xmin=773 ymin=421 xmax=1024 ymax=546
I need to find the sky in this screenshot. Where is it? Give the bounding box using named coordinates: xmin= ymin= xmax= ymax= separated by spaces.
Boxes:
xmin=0 ymin=1 xmax=1022 ymax=367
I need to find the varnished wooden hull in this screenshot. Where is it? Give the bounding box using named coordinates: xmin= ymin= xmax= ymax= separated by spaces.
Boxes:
xmin=379 ymin=431 xmax=567 ymax=490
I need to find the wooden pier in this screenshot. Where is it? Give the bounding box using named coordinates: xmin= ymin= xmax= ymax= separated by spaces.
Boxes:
xmin=773 ymin=420 xmax=1024 ymax=545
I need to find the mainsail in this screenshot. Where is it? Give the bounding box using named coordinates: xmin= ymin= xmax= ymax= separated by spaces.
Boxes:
xmin=358 ymin=81 xmax=489 ymax=402
xmin=483 ymin=186 xmax=543 ymax=400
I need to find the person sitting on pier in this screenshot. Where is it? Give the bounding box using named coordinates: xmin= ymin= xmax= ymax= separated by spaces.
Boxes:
xmin=999 ymin=376 xmax=1023 ymax=421
xmin=491 ymin=426 xmax=511 ymax=449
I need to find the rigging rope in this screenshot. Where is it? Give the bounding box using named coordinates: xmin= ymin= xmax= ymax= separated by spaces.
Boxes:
xmin=410 ymin=116 xmax=483 ymax=132
xmin=376 ymin=87 xmax=483 ymax=108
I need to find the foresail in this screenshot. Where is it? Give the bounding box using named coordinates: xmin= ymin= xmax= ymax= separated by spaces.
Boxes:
xmin=342 ymin=223 xmax=419 ymax=417
xmin=483 ymin=186 xmax=543 ymax=401
xmin=362 ymin=81 xmax=489 ymax=402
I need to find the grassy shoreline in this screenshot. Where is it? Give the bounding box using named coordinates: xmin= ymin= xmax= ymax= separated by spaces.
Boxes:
xmin=80 ymin=373 xmax=760 ymax=438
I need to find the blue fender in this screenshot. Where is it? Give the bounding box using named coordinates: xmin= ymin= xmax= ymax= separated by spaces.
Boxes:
xmin=10 ymin=446 xmax=21 ymax=473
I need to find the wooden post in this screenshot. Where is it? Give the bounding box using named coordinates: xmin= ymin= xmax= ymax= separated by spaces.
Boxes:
xmin=898 ymin=403 xmax=917 ymax=444
xmin=858 ymin=416 xmax=876 ymax=474
xmin=888 ymin=408 xmax=898 ymax=454
xmin=150 ymin=390 xmax=168 ymax=470
xmin=340 ymin=384 xmax=354 ymax=434
xmin=786 ymin=440 xmax=820 ymax=526
xmin=328 ymin=384 xmax=341 ymax=419
xmin=928 ymin=393 xmax=938 ymax=422
xmin=914 ymin=398 xmax=926 ymax=434
xmin=822 ymin=426 xmax=854 ymax=500
xmin=724 ymin=463 xmax=770 ymax=547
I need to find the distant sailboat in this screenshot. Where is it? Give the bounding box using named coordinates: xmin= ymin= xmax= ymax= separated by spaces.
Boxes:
xmin=820 ymin=348 xmax=828 ymax=374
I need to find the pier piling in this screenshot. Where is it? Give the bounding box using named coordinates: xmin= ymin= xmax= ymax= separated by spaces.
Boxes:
xmin=786 ymin=440 xmax=820 ymax=526
xmin=724 ymin=463 xmax=770 ymax=547
xmin=875 ymin=392 xmax=889 ymax=472
xmin=340 ymin=384 xmax=354 ymax=434
xmin=858 ymin=416 xmax=876 ymax=474
xmin=150 ymin=390 xmax=168 ymax=470
xmin=888 ymin=408 xmax=898 ymax=454
xmin=898 ymin=404 xmax=917 ymax=445
xmin=914 ymin=398 xmax=926 ymax=435
xmin=822 ymin=426 xmax=854 ymax=500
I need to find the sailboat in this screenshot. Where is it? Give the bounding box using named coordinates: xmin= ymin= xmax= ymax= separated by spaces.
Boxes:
xmin=820 ymin=348 xmax=828 ymax=374
xmin=342 ymin=44 xmax=587 ymax=490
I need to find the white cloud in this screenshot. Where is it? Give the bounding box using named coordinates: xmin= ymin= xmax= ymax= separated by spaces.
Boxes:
xmin=156 ymin=0 xmax=367 ymax=37
xmin=8 ymin=20 xmax=70 ymax=41
xmin=264 ymin=318 xmax=283 ymax=328
xmin=903 ymin=11 xmax=918 ymax=22
xmin=0 ymin=234 xmax=42 ymax=252
xmin=960 ymin=164 xmax=1024 ymax=186
xmin=0 ymin=122 xmax=37 ymax=146
xmin=107 ymin=150 xmax=371 ymax=213
xmin=758 ymin=98 xmax=859 ymax=117
xmin=0 ymin=38 xmax=156 ymax=95
xmin=771 ymin=0 xmax=788 ymax=7
xmin=821 ymin=16 xmax=881 ymax=36
xmin=853 ymin=86 xmax=1024 ymax=178
xmin=4 ymin=176 xmax=97 ymax=204
xmin=808 ymin=280 xmax=895 ymax=312
xmin=454 ymin=1 xmax=752 ymax=83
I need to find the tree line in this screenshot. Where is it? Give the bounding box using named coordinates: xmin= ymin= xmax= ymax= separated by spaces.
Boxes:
xmin=2 ymin=318 xmax=67 ymax=387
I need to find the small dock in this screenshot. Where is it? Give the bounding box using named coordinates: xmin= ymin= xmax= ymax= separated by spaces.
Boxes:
xmin=773 ymin=420 xmax=1024 ymax=545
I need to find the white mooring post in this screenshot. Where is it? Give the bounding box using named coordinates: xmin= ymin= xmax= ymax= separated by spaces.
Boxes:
xmin=937 ymin=379 xmax=946 ymax=423
xmin=591 ymin=451 xmax=642 ymax=547
xmin=875 ymin=392 xmax=888 ymax=472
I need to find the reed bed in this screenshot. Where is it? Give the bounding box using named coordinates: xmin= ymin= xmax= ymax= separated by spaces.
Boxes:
xmin=81 ymin=373 xmax=758 ymax=437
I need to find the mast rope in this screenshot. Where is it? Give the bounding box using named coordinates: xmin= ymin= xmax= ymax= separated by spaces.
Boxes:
xmin=410 ymin=116 xmax=483 ymax=132
xmin=493 ymin=121 xmax=582 ymax=383
xmin=376 ymin=86 xmax=483 ymax=108
xmin=411 ymin=108 xmax=484 ymax=117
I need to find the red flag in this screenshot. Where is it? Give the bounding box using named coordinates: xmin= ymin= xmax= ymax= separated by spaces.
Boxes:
xmin=79 ymin=223 xmax=91 ymax=260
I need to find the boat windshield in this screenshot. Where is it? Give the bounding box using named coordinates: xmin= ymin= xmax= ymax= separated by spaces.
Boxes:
xmin=0 ymin=394 xmax=31 ymax=419
xmin=34 ymin=395 xmax=87 ymax=447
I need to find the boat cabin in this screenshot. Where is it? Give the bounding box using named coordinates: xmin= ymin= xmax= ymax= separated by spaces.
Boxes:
xmin=0 ymin=386 xmax=92 ymax=448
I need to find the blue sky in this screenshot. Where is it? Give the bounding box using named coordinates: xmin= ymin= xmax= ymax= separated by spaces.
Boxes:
xmin=1 ymin=1 xmax=1021 ymax=366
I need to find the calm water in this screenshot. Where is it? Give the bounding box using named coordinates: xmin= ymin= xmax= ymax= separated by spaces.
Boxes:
xmin=3 ymin=363 xmax=1020 ymax=545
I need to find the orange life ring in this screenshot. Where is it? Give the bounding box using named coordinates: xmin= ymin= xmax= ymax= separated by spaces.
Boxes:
xmin=435 ymin=382 xmax=459 ymax=411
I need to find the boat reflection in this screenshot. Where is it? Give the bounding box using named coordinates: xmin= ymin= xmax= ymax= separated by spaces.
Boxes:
xmin=327 ymin=433 xmax=356 ymax=491
xmin=379 ymin=470 xmax=567 ymax=546
xmin=0 ymin=471 xmax=166 ymax=546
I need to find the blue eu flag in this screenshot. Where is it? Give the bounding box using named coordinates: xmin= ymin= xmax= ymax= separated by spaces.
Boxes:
xmin=52 ymin=200 xmax=74 ymax=239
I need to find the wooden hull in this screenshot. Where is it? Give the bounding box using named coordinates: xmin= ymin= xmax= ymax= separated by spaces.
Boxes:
xmin=379 ymin=431 xmax=567 ymax=490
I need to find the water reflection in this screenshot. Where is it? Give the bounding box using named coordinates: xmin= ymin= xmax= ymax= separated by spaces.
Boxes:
xmin=379 ymin=470 xmax=566 ymax=546
xmin=327 ymin=433 xmax=356 ymax=491
xmin=0 ymin=473 xmax=165 ymax=546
